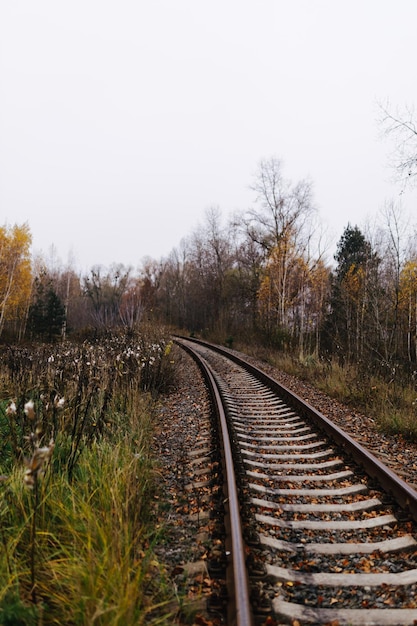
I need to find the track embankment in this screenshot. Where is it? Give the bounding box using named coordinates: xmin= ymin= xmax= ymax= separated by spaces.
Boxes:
xmin=154 ymin=339 xmax=417 ymax=626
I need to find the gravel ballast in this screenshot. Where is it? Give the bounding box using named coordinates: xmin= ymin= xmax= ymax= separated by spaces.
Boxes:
xmin=152 ymin=343 xmax=417 ymax=625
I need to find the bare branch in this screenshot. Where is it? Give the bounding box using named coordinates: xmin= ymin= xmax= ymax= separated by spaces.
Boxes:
xmin=379 ymin=101 xmax=417 ymax=186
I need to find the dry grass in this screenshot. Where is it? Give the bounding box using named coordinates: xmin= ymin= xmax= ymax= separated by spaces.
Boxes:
xmin=0 ymin=328 xmax=178 ymax=625
xmin=236 ymin=342 xmax=417 ymax=441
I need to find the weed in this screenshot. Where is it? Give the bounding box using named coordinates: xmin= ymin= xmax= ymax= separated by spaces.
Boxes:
xmin=0 ymin=326 xmax=179 ymax=624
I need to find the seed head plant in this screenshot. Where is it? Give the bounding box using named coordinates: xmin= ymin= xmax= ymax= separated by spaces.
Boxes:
xmin=23 ymin=420 xmax=55 ymax=604
xmin=0 ymin=326 xmax=177 ymax=624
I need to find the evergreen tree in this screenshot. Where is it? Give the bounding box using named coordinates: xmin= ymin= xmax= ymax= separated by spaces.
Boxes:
xmin=28 ymin=279 xmax=66 ymax=341
xmin=323 ymin=225 xmax=380 ymax=363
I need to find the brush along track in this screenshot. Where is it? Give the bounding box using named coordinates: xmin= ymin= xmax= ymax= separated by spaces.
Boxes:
xmin=176 ymin=337 xmax=417 ymax=626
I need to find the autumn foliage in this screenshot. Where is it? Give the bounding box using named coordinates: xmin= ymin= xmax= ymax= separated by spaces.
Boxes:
xmin=2 ymin=178 xmax=417 ymax=380
xmin=0 ymin=223 xmax=32 ymax=339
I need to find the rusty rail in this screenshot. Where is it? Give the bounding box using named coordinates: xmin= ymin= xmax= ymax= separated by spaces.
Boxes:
xmin=177 ymin=336 xmax=417 ymax=523
xmin=178 ymin=339 xmax=254 ymax=626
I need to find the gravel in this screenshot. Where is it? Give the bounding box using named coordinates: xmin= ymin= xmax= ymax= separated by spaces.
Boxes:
xmin=152 ymin=347 xmax=227 ymax=625
xmin=152 ymin=343 xmax=417 ymax=625
xmin=237 ymin=350 xmax=417 ymax=490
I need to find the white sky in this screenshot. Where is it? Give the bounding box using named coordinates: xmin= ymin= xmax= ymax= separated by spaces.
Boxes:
xmin=1 ymin=1 xmax=416 ymax=272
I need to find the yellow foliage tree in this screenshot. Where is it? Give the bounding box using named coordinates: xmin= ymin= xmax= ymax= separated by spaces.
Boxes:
xmin=341 ymin=264 xmax=366 ymax=305
xmin=0 ymin=223 xmax=33 ymax=338
xmin=257 ymin=235 xmax=297 ymax=334
xmin=308 ymin=258 xmax=331 ymax=353
xmin=399 ymin=259 xmax=417 ymax=309
xmin=399 ymin=258 xmax=417 ymax=362
xmin=257 ymin=234 xmax=330 ymax=353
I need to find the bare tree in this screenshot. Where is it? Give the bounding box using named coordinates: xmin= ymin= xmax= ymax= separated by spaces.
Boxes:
xmin=83 ymin=264 xmax=132 ymax=329
xmin=182 ymin=208 xmax=235 ymax=334
xmin=241 ymin=158 xmax=319 ymax=346
xmin=244 ymin=157 xmax=315 ymax=255
xmin=379 ymin=102 xmax=417 ymax=186
xmin=156 ymin=244 xmax=188 ymax=328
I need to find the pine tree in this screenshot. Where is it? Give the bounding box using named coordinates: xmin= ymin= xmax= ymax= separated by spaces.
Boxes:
xmin=28 ymin=280 xmax=66 ymax=341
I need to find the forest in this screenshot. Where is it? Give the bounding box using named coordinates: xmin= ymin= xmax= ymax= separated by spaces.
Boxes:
xmin=1 ymin=152 xmax=417 ymax=622
xmin=2 ymin=157 xmax=417 ymax=380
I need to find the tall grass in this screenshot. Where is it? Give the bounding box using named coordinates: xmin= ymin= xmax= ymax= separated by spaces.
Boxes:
xmin=0 ymin=327 xmax=177 ymax=625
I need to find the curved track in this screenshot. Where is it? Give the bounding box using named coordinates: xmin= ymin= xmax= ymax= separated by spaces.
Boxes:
xmin=176 ymin=337 xmax=417 ymax=626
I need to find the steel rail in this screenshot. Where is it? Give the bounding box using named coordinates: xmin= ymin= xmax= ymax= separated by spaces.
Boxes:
xmin=177 ymin=336 xmax=417 ymax=523
xmin=177 ymin=340 xmax=254 ymax=626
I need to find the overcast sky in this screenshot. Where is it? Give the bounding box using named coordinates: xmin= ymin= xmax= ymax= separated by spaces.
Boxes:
xmin=1 ymin=1 xmax=416 ymax=272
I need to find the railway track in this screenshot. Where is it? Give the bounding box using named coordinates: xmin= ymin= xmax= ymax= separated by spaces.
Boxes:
xmin=176 ymin=337 xmax=417 ymax=626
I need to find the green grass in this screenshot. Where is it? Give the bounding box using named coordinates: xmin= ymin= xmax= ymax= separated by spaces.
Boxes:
xmin=0 ymin=329 xmax=179 ymax=625
xmin=0 ymin=397 xmax=174 ymax=625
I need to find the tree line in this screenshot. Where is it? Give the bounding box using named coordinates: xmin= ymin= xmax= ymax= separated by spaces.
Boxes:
xmin=157 ymin=159 xmax=417 ymax=379
xmin=2 ymin=157 xmax=417 ymax=379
